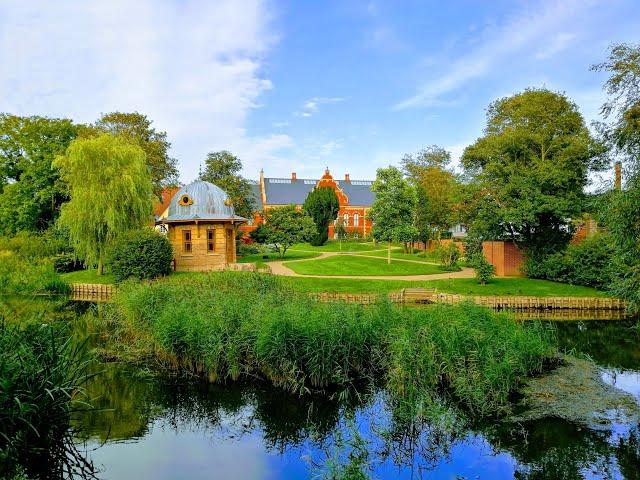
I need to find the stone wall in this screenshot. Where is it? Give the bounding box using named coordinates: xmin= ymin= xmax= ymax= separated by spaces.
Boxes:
xmin=168 ymin=221 xmax=235 ymax=272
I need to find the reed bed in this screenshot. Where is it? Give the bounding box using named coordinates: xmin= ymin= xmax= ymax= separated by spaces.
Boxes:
xmin=96 ymin=272 xmax=555 ymax=416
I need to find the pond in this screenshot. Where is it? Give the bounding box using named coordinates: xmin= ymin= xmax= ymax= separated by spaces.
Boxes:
xmin=5 ymin=299 xmax=640 ymax=479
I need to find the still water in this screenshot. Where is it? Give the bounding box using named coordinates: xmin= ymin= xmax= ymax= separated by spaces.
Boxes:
xmin=64 ymin=315 xmax=640 ymax=480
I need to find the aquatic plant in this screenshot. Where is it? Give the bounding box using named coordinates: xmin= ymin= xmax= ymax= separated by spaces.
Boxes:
xmin=94 ymin=271 xmax=555 ymax=417
xmin=0 ymin=320 xmax=96 ymax=479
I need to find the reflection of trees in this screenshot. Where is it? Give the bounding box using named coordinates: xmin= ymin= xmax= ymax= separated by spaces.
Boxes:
xmin=552 ymin=320 xmax=640 ymax=370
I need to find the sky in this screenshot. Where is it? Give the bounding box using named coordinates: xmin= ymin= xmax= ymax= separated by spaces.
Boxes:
xmin=1 ymin=0 xmax=639 ymax=183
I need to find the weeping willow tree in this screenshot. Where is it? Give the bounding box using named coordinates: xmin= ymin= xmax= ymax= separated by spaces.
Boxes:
xmin=54 ymin=133 xmax=154 ymax=274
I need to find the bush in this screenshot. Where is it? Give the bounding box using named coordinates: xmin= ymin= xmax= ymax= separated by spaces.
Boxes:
xmin=0 ymin=252 xmax=69 ymax=295
xmin=238 ymin=242 xmax=261 ymax=256
xmin=249 ymin=224 xmax=270 ymax=244
xmin=52 ymin=253 xmax=83 ymax=273
xmin=525 ymin=234 xmax=615 ymax=289
xmin=470 ymin=253 xmax=495 ymax=284
xmin=110 ymin=229 xmax=173 ymax=283
xmin=0 ymin=228 xmax=71 ymax=261
xmin=438 ymin=242 xmax=460 ymax=268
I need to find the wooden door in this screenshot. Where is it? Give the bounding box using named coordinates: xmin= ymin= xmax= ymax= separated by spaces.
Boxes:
xmin=226 ymin=228 xmax=235 ymax=263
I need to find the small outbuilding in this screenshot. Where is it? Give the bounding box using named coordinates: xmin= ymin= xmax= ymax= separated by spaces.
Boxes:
xmin=155 ymin=180 xmax=247 ymax=272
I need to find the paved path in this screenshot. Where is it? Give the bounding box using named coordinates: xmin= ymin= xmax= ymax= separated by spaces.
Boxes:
xmin=268 ymin=251 xmax=474 ymax=281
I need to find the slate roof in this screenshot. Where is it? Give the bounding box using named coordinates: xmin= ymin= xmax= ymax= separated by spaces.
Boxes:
xmin=263 ymin=178 xmax=375 ymax=206
xmin=249 ymin=182 xmax=263 ymax=210
xmin=162 ymin=180 xmax=247 ymax=223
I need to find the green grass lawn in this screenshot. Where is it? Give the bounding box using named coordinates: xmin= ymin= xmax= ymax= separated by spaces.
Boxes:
xmin=289 ymin=240 xmax=389 ymax=252
xmin=283 ymin=255 xmax=444 ymax=276
xmin=237 ymin=250 xmax=321 ymax=263
xmin=358 ymin=247 xmax=441 ymax=263
xmin=283 ymin=276 xmax=609 ymax=297
xmin=60 ymin=269 xmax=115 ymax=284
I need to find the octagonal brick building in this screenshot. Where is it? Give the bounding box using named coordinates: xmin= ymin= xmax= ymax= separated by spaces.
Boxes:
xmin=155 ymin=180 xmax=247 ymax=272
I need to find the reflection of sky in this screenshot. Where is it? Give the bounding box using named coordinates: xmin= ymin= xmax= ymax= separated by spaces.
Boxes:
xmin=601 ymin=369 xmax=640 ymax=401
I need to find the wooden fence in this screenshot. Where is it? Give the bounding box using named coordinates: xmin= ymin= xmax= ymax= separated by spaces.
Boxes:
xmin=70 ymin=283 xmax=115 ymax=302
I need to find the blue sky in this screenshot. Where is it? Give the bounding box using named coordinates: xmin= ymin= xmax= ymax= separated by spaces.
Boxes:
xmin=1 ymin=1 xmax=639 ymax=183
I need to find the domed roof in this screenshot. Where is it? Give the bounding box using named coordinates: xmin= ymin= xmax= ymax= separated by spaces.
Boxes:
xmin=163 ymin=180 xmax=246 ymax=222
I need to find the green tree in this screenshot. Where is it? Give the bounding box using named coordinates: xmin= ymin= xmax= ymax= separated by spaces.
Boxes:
xmin=263 ymin=205 xmax=315 ymax=258
xmin=303 ymin=187 xmax=340 ymax=246
xmin=54 ymin=134 xmax=154 ymax=275
xmin=0 ymin=114 xmax=82 ymax=234
xmin=334 ymin=218 xmax=348 ymax=251
xmin=462 ymin=88 xmax=606 ymax=258
xmin=369 ymin=167 xmax=417 ymax=264
xmin=199 ymin=150 xmax=256 ymax=221
xmin=94 ymin=112 xmax=178 ymax=194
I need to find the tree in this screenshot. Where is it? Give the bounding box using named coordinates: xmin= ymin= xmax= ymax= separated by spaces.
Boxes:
xmin=368 ymin=167 xmax=417 ymax=264
xmin=54 ymin=134 xmax=154 ymax=275
xmin=462 ymin=88 xmax=606 ymax=258
xmin=263 ymin=206 xmax=315 ymax=258
xmin=334 ymin=218 xmax=348 ymax=251
xmin=0 ymin=114 xmax=82 ymax=234
xmin=303 ymin=187 xmax=339 ymax=246
xmin=403 ymin=146 xmax=459 ymax=250
xmin=94 ymin=112 xmax=178 ymax=194
xmin=200 ymin=150 xmax=256 ymax=221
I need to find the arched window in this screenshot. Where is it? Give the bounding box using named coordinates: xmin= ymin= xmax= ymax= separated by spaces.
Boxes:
xmin=353 ymin=213 xmax=359 ymax=227
xmin=343 ymin=213 xmax=349 ymax=225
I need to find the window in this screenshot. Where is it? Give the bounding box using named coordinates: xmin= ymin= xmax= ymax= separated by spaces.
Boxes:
xmin=343 ymin=213 xmax=349 ymax=225
xmin=207 ymin=228 xmax=215 ymax=252
xmin=178 ymin=194 xmax=193 ymax=206
xmin=182 ymin=230 xmax=192 ymax=253
xmin=353 ymin=213 xmax=359 ymax=227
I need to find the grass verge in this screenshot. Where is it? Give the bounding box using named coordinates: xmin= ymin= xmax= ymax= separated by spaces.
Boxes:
xmin=237 ymin=251 xmax=321 ymax=263
xmin=284 ymin=255 xmax=444 ymax=276
xmin=289 ymin=241 xmax=388 ymax=252
xmin=60 ymin=269 xmax=115 ymax=285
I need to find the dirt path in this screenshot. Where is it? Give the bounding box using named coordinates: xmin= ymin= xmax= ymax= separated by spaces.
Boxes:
xmin=267 ymin=251 xmax=474 ymax=281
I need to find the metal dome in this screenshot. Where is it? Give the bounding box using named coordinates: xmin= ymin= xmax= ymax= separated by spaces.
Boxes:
xmin=164 ymin=180 xmax=244 ymax=222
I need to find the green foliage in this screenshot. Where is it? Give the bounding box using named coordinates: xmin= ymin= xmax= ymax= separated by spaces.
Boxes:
xmin=0 ymin=252 xmax=69 ymax=295
xmin=303 ymin=187 xmax=340 ymax=246
xmin=462 ymin=88 xmax=606 ymax=257
xmin=0 ymin=321 xmax=94 ymax=479
xmin=470 ymin=253 xmax=495 ymax=285
xmin=249 ymin=224 xmax=270 ymax=244
xmin=524 ymin=234 xmax=615 ymax=290
xmin=369 ymin=167 xmax=417 ymax=243
xmin=263 ymin=205 xmax=316 ymax=257
xmin=0 ymin=228 xmax=71 ymax=260
xmin=199 ymin=150 xmax=256 ymax=220
xmin=54 ymin=133 xmax=155 ymax=274
xmin=110 ymin=229 xmax=173 ymax=283
xmin=52 ymin=253 xmax=83 ymax=274
xmin=438 ymin=243 xmax=460 ymax=268
xmin=97 ymin=272 xmax=553 ymax=417
xmin=94 ymin=112 xmax=178 ymax=195
xmin=0 ymin=114 xmax=81 ymax=234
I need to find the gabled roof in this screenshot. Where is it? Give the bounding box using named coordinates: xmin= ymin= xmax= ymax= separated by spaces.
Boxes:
xmin=262 ymin=178 xmax=375 ymax=206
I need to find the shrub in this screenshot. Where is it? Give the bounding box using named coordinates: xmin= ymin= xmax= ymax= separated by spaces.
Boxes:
xmin=0 ymin=252 xmax=69 ymax=295
xmin=0 ymin=228 xmax=71 ymax=261
xmin=438 ymin=243 xmax=460 ymax=268
xmin=249 ymin=224 xmax=270 ymax=244
xmin=110 ymin=229 xmax=173 ymax=283
xmin=525 ymin=234 xmax=615 ymax=289
xmin=238 ymin=242 xmax=261 ymax=256
xmin=52 ymin=253 xmax=83 ymax=273
xmin=471 ymin=253 xmax=495 ymax=284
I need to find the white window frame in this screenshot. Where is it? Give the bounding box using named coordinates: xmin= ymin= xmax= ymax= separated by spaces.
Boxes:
xmin=353 ymin=213 xmax=359 ymax=227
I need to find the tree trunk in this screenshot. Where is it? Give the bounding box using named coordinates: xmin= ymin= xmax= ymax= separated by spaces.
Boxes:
xmin=387 ymin=241 xmax=391 ymax=265
xmin=97 ymin=250 xmax=104 ymax=276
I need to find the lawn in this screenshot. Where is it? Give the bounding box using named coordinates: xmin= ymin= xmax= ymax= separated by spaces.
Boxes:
xmin=237 ymin=250 xmax=320 ymax=263
xmin=283 ymin=276 xmax=609 ymax=297
xmin=283 ymin=255 xmax=444 ymax=276
xmin=60 ymin=269 xmax=115 ymax=284
xmin=358 ymin=248 xmax=441 ymax=263
xmin=288 ymin=240 xmax=388 ymax=252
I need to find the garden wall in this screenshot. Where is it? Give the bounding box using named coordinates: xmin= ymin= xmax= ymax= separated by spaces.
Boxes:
xmin=482 ymin=240 xmax=525 ymax=277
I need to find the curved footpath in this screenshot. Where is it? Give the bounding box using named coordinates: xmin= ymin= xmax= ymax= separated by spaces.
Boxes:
xmin=268 ymin=251 xmax=475 ymax=281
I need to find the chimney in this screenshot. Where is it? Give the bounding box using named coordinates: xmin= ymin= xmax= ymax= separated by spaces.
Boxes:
xmin=615 ymin=161 xmax=622 ymax=191
xmin=291 ymin=172 xmax=297 ymax=182
xmin=345 ymin=173 xmax=350 ymax=183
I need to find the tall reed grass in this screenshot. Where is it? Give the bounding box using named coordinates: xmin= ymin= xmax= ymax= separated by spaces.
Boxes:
xmin=0 ymin=320 xmax=95 ymax=479
xmin=95 ymin=272 xmax=555 ymax=416
xmin=0 ymin=251 xmax=70 ymax=296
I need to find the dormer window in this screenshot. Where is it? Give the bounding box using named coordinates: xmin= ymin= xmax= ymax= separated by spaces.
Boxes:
xmin=178 ymin=194 xmax=193 ymax=206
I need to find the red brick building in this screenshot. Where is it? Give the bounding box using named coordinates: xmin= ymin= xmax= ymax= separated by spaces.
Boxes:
xmin=244 ymin=168 xmax=374 ymax=238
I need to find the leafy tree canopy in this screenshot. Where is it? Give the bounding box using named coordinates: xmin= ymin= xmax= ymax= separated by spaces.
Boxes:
xmin=303 ymin=186 xmax=340 ymax=246
xmin=0 ymin=114 xmax=82 ymax=234
xmin=94 ymin=112 xmax=178 ymax=194
xmin=200 ymin=150 xmax=256 ymax=221
xmin=54 ymin=133 xmax=155 ymax=274
xmin=461 ymin=88 xmax=606 ymax=256
xmin=401 ymin=144 xmax=451 ymax=181
xmin=263 ymin=205 xmax=315 ymax=257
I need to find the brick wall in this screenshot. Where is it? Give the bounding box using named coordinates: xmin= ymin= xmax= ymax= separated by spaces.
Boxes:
xmin=482 ymin=241 xmax=524 ymax=277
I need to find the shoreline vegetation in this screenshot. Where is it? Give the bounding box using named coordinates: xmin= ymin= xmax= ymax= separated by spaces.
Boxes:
xmin=87 ymin=271 xmax=555 ymax=417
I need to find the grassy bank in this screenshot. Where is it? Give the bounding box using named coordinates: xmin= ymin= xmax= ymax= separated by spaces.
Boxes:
xmin=0 ymin=251 xmax=70 ymax=295
xmin=237 ymin=250 xmax=321 ymax=263
xmin=284 ymin=255 xmax=444 ymax=276
xmin=92 ymin=272 xmax=554 ymax=417
xmin=60 ymin=269 xmax=115 ymax=284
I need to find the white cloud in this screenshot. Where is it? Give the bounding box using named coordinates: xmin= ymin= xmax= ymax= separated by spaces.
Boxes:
xmin=0 ymin=0 xmax=286 ymax=181
xmin=394 ymin=0 xmax=596 ymax=109
xmin=295 ymin=96 xmax=344 ymax=117
xmin=535 ymin=32 xmax=577 ymax=60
